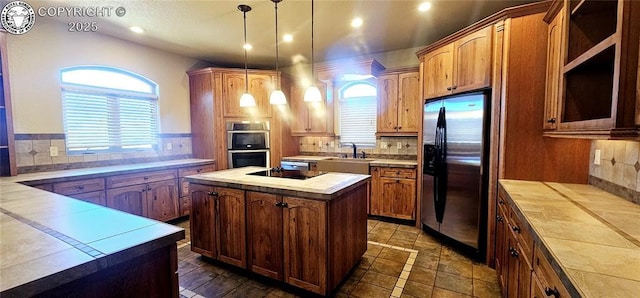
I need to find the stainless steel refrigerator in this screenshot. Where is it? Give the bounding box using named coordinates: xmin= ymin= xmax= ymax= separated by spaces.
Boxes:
xmin=421 ymin=91 xmax=488 ymax=259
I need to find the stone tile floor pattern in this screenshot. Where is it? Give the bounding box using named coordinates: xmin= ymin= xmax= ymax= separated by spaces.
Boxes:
xmin=172 ymin=218 xmax=501 ymax=298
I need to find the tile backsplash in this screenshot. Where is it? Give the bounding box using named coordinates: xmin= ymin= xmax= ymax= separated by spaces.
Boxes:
xmin=590 ymin=140 xmax=640 ymax=204
xmin=14 ymin=134 xmax=192 ymax=174
xmin=299 ymin=136 xmax=418 ymax=159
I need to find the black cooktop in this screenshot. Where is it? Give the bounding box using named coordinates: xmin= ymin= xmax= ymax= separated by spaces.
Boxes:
xmin=247 ymin=168 xmax=327 ymax=180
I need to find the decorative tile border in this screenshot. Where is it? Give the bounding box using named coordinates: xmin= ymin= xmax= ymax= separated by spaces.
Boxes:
xmin=0 ymin=207 xmax=105 ymax=258
xmin=15 ymin=133 xmax=65 ymax=140
xmin=367 ymin=240 xmax=419 ymax=298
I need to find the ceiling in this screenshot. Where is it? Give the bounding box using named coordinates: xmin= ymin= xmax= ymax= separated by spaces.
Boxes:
xmin=33 ymin=0 xmax=539 ymax=69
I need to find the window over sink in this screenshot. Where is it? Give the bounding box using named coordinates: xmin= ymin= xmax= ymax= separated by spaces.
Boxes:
xmin=338 ymin=82 xmax=377 ymax=147
xmin=59 ymin=66 xmax=159 ymax=154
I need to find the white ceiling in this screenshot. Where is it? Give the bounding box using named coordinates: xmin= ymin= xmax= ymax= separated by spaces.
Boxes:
xmin=32 ymin=0 xmax=539 ymax=68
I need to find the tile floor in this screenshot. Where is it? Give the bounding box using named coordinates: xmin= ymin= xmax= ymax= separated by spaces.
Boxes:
xmin=172 ymin=218 xmax=501 ymax=298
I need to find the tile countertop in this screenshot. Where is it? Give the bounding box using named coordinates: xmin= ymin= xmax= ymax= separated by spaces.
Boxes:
xmin=0 ymin=180 xmax=184 ymax=296
xmin=499 ymin=180 xmax=640 ymax=298
xmin=185 ymin=166 xmax=371 ymax=200
xmin=3 ymin=158 xmax=216 ymax=184
xmin=282 ymin=156 xmax=417 ymax=168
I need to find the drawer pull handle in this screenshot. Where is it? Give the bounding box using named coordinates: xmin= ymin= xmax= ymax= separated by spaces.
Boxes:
xmin=498 ymin=200 xmax=504 ymax=205
xmin=77 ymin=185 xmax=85 ymax=190
xmin=512 ymin=226 xmax=520 ymax=233
xmin=544 ymin=287 xmax=560 ymax=298
xmin=547 ymin=118 xmax=557 ymax=124
xmin=496 ymin=215 xmax=503 ymax=222
xmin=276 ymin=202 xmax=288 ymax=208
xmin=207 ymin=191 xmax=218 ymax=197
xmin=447 ymin=87 xmax=452 ymax=91
xmin=197 ymin=169 xmax=202 ymax=173
xmin=509 ymin=247 xmax=519 ymax=258
xmin=144 ymin=176 xmax=149 ymax=180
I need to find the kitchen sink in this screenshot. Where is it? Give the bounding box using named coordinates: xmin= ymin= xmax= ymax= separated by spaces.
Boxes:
xmin=316 ymin=158 xmax=373 ymax=174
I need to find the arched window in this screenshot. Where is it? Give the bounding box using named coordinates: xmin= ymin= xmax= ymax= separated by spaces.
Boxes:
xmin=339 ymin=82 xmax=377 ymax=147
xmin=60 ymin=66 xmax=159 ymax=153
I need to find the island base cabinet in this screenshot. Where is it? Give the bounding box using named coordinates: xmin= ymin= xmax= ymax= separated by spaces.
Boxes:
xmin=189 ymin=184 xmax=246 ymax=267
xmin=283 ymin=197 xmax=327 ymax=294
xmin=247 ymin=192 xmax=284 ymax=280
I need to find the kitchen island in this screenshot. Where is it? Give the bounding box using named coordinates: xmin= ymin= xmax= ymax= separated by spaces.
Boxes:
xmin=184 ymin=166 xmax=370 ymax=296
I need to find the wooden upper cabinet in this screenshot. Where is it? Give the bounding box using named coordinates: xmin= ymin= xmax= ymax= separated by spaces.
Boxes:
xmin=290 ymin=81 xmax=331 ymax=136
xmin=452 ymin=26 xmax=493 ymax=94
xmin=422 ymin=26 xmax=492 ymax=100
xmin=223 ymin=73 xmax=273 ymax=118
xmin=376 ymin=70 xmax=419 ymax=135
xmin=543 ymin=6 xmax=564 ymax=130
xmin=543 ymin=0 xmax=640 ymax=137
xmin=423 ymin=43 xmax=454 ymax=99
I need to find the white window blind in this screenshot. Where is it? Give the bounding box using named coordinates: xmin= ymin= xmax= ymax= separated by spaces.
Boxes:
xmin=339 ymin=83 xmax=377 ymax=146
xmin=60 ymin=67 xmax=159 ymax=153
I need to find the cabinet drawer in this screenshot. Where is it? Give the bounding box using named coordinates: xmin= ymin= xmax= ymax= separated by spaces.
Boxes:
xmin=71 ymin=190 xmax=106 ymax=206
xmin=533 ymin=246 xmax=571 ymax=298
xmin=178 ymin=164 xmax=216 ymax=177
xmin=509 ymin=207 xmax=533 ymax=264
xmin=106 ymin=169 xmax=177 ymax=188
xmin=53 ymin=178 xmax=105 ymax=196
xmin=379 ymin=167 xmax=416 ymax=179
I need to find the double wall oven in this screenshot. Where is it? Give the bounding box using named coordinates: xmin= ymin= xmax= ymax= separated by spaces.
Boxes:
xmin=227 ymin=121 xmax=270 ymax=168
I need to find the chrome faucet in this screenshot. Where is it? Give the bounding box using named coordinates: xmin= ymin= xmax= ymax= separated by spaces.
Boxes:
xmin=351 ymin=142 xmax=357 ymax=159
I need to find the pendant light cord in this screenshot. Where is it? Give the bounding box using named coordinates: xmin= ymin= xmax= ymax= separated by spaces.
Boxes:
xmin=275 ymin=1 xmax=279 ymax=72
xmin=243 ymin=9 xmax=249 ymax=93
xmin=311 ymin=0 xmax=315 ymax=82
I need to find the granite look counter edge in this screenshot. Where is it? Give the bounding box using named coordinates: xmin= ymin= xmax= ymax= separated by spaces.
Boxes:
xmin=282 ymin=155 xmax=417 ymax=169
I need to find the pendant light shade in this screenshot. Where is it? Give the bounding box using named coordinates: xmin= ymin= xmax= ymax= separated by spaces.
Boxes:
xmin=238 ymin=4 xmax=256 ymax=107
xmin=270 ymin=0 xmax=287 ymax=105
xmin=304 ymin=0 xmax=321 ymax=102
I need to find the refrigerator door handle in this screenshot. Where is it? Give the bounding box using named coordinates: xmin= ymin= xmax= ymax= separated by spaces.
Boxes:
xmin=434 ymin=106 xmax=447 ymax=224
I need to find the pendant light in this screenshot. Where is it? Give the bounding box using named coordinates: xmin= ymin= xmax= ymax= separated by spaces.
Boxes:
xmin=303 ymin=0 xmax=321 ymax=102
xmin=270 ymin=0 xmax=287 ymax=105
xmin=238 ymin=4 xmax=256 ymax=107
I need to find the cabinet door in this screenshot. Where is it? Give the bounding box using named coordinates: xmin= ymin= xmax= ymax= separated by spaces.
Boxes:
xmin=247 ymin=191 xmax=283 ymax=280
xmin=531 ymin=272 xmax=546 ymax=298
xmin=290 ymin=84 xmax=310 ymax=134
xmin=369 ymin=167 xmax=382 ymax=215
xmin=380 ymin=177 xmax=416 ymax=220
xmin=308 ymin=81 xmax=329 ymax=134
xmin=506 ymin=229 xmax=520 ymax=298
xmin=283 ymin=196 xmax=327 ymax=294
xmin=190 ymin=184 xmax=216 ymax=258
xmin=106 ymin=185 xmax=147 ymax=216
xmin=452 ymin=26 xmax=492 ymax=94
xmin=215 ymin=187 xmax=246 ymax=267
xmin=222 ymin=73 xmax=247 ymax=117
xmin=397 ymin=72 xmax=420 ymax=133
xmin=423 ymin=43 xmax=454 ymax=99
xmin=72 ymin=190 xmax=106 ymax=206
xmin=146 ymin=179 xmax=180 ymax=222
xmin=247 ymin=74 xmax=273 ymax=118
xmin=377 ymin=74 xmax=399 ymax=133
xmin=543 ymin=8 xmax=564 ymax=130
xmin=494 ymin=206 xmax=508 ymax=291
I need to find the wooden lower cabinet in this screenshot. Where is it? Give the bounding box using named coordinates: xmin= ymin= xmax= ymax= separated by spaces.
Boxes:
xmin=370 ymin=166 xmax=416 ymax=220
xmin=283 ymin=196 xmax=327 ymax=294
xmin=190 ymin=184 xmax=216 ymax=257
xmin=215 ymin=187 xmax=246 ymax=267
xmin=107 ymin=184 xmax=146 ymax=216
xmin=106 ymin=180 xmax=179 ymax=221
xmin=189 ymin=185 xmax=246 ymax=267
xmin=71 ymin=190 xmax=106 ymax=206
xmin=495 ymin=204 xmax=508 ymax=291
xmin=191 ymin=182 xmax=368 ymax=296
xmin=247 ymin=191 xmax=283 ymax=280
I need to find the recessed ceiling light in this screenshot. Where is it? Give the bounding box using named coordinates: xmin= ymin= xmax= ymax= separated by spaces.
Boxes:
xmin=243 ymin=43 xmax=253 ymax=50
xmin=129 ymin=26 xmax=144 ymax=34
xmin=351 ymin=17 xmax=363 ymax=28
xmin=418 ymin=2 xmax=432 ymax=12
xmin=283 ymin=34 xmax=293 ymax=42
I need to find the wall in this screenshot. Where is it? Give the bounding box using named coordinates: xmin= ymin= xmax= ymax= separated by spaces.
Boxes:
xmin=590 ymin=140 xmax=640 ymax=204
xmin=7 ymin=18 xmax=203 ymax=173
xmin=299 ymin=136 xmax=418 ymax=160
